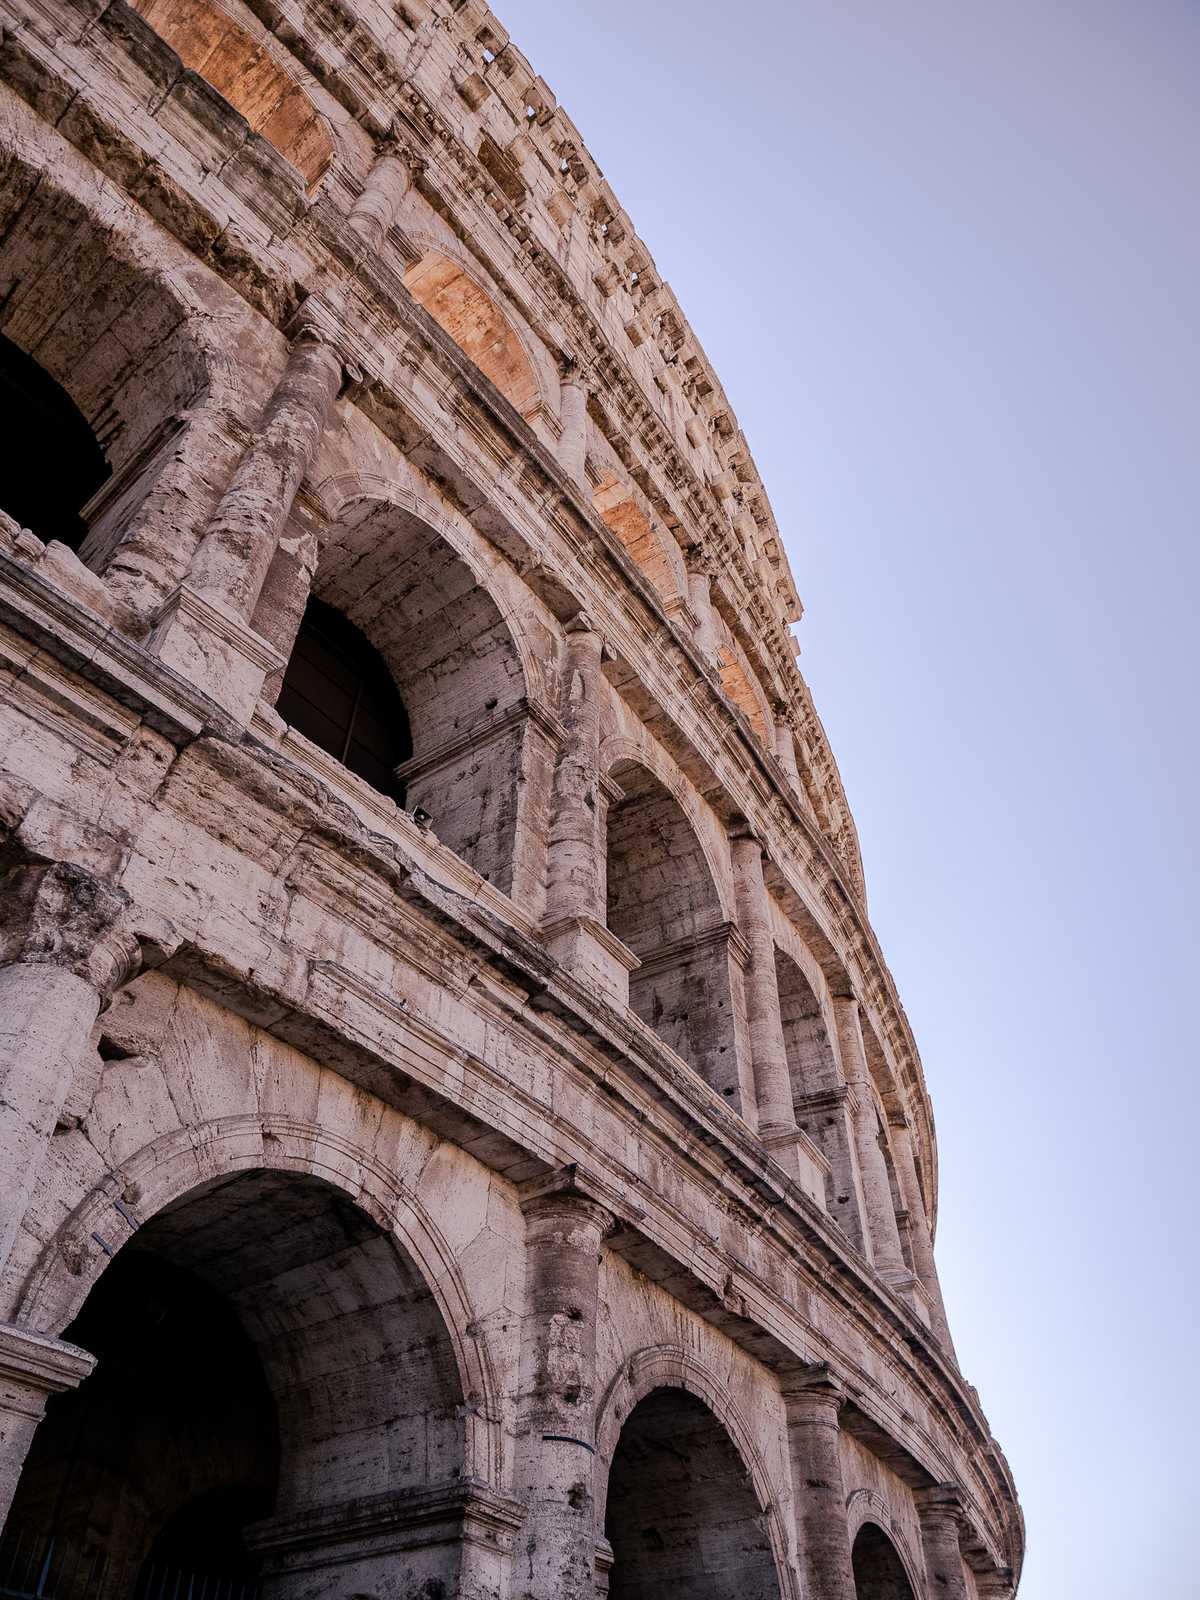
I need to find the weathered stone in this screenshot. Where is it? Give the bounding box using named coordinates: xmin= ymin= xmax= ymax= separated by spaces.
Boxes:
xmin=0 ymin=3 xmax=1021 ymax=1597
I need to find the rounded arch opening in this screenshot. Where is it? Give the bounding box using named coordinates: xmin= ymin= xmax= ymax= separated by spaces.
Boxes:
xmin=852 ymin=1521 xmax=918 ymax=1600
xmin=403 ymin=252 xmax=542 ymax=417
xmin=0 ymin=109 xmax=225 ymax=597
xmin=0 ymin=334 xmax=110 ymax=551
xmin=604 ymin=1386 xmax=781 ymax=1600
xmin=270 ymin=496 xmax=531 ymax=891
xmin=3 ymin=1170 xmax=467 ymax=1600
xmin=605 ymin=761 xmax=742 ymax=1104
xmin=276 ymin=593 xmax=411 ymax=805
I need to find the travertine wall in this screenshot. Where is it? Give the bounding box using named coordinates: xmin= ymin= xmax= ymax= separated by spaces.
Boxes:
xmin=0 ymin=1 xmax=1021 ymax=1596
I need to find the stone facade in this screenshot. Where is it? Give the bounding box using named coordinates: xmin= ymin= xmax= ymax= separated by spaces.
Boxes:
xmin=0 ymin=2 xmax=1022 ymax=1597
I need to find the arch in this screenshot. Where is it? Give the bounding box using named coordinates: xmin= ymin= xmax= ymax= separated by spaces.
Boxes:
xmin=8 ymin=1166 xmax=472 ymax=1599
xmin=0 ymin=333 xmax=110 ymax=550
xmin=850 ymin=1519 xmax=920 ymax=1600
xmin=14 ymin=1114 xmax=503 ymax=1492
xmin=404 ymin=251 xmax=542 ymax=417
xmin=131 ymin=0 xmax=334 ymax=188
xmin=276 ymin=594 xmax=412 ymax=804
xmin=274 ymin=481 xmax=540 ymax=892
xmin=0 ymin=92 xmax=245 ymax=613
xmin=605 ymin=759 xmax=744 ymax=1104
xmin=595 ymin=1347 xmax=795 ymax=1599
xmin=592 ymin=474 xmax=683 ymax=602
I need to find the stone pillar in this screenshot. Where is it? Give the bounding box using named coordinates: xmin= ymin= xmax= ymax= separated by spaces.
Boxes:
xmin=544 ymin=621 xmax=639 ymax=1004
xmin=917 ymin=1486 xmax=970 ymax=1600
xmin=684 ymin=544 xmax=718 ymax=661
xmin=516 ymin=1169 xmax=614 ymax=1600
xmin=889 ymin=1113 xmax=955 ymax=1354
xmin=558 ymin=364 xmax=589 ymax=485
xmin=773 ymin=709 xmax=803 ymax=797
xmin=729 ymin=827 xmax=803 ymax=1177
xmin=150 ymin=312 xmax=346 ymax=720
xmin=832 ymin=997 xmax=907 ymax=1278
xmin=0 ymin=1325 xmax=95 ymax=1526
xmin=0 ymin=863 xmax=141 ymax=1274
xmin=348 ymin=135 xmax=413 ymax=254
xmin=782 ymin=1366 xmax=857 ymax=1600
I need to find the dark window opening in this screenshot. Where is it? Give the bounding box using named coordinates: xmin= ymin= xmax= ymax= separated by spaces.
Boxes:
xmin=277 ymin=595 xmax=411 ymax=805
xmin=0 ymin=333 xmax=110 ymax=550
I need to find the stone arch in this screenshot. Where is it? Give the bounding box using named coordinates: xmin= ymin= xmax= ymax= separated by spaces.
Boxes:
xmin=269 ymin=476 xmax=553 ymax=897
xmin=0 ymin=91 xmax=248 ymax=616
xmin=598 ymin=733 xmax=735 ymax=923
xmin=14 ymin=1113 xmax=504 ymax=1493
xmin=131 ymin=0 xmax=334 ymax=188
xmin=595 ymin=1346 xmax=796 ymax=1599
xmin=604 ymin=756 xmax=747 ymax=1106
xmin=847 ymin=1507 xmax=921 ymax=1600
xmin=591 ymin=474 xmax=684 ymax=602
xmin=404 ymin=250 xmax=544 ymax=418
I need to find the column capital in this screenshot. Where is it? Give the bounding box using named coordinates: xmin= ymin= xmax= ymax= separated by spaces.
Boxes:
xmin=779 ymin=1360 xmax=848 ymax=1412
xmin=0 ymin=862 xmax=141 ymax=1001
xmin=0 ymin=1322 xmax=95 ymax=1403
xmin=563 ymin=609 xmax=603 ymax=640
xmin=518 ymin=1164 xmax=619 ymax=1233
xmin=916 ymin=1482 xmax=967 ymax=1522
xmin=683 ymin=540 xmax=717 ymax=577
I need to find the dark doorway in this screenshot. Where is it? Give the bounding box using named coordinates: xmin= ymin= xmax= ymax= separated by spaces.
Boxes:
xmin=852 ymin=1521 xmax=917 ymax=1600
xmin=0 ymin=334 xmax=110 ymax=550
xmin=2 ymin=1171 xmax=467 ymax=1600
xmin=277 ymin=595 xmax=411 ymax=803
xmin=605 ymin=1387 xmax=781 ymax=1600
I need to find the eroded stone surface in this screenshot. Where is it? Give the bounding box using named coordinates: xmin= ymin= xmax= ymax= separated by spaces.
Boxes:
xmin=0 ymin=2 xmax=1021 ymax=1596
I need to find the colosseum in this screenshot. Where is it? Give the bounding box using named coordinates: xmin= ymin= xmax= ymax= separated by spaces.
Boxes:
xmin=0 ymin=2 xmax=1023 ymax=1597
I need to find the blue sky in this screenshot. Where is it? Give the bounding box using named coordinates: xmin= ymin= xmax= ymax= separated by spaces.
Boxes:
xmin=495 ymin=3 xmax=1200 ymax=1594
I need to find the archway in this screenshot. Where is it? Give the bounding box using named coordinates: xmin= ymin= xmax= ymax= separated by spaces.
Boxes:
xmin=604 ymin=1387 xmax=781 ymax=1600
xmin=269 ymin=496 xmax=534 ymax=892
xmin=852 ymin=1522 xmax=918 ymax=1599
xmin=605 ymin=762 xmax=741 ymax=1102
xmin=276 ymin=595 xmax=411 ymax=804
xmin=0 ymin=335 xmax=110 ymax=550
xmin=2 ymin=1171 xmax=467 ymax=1600
xmin=0 ymin=98 xmax=234 ymax=612
xmin=776 ymin=950 xmax=868 ymax=1251
xmin=403 ymin=252 xmax=541 ymax=417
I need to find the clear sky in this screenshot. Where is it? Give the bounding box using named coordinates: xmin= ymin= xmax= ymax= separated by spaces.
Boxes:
xmin=495 ymin=3 xmax=1199 ymax=1594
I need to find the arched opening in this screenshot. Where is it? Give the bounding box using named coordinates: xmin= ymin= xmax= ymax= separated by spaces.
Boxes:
xmin=276 ymin=595 xmax=411 ymax=805
xmin=403 ymin=253 xmax=541 ymax=417
xmin=604 ymin=1388 xmax=780 ymax=1600
xmin=605 ymin=762 xmax=743 ymax=1104
xmin=0 ymin=335 xmax=110 ymax=550
xmin=2 ymin=1171 xmax=467 ymax=1600
xmin=131 ymin=0 xmax=333 ymax=188
xmin=0 ymin=115 xmax=224 ymax=605
xmin=267 ymin=499 xmax=535 ymax=893
xmin=776 ymin=951 xmax=867 ymax=1250
xmin=852 ymin=1521 xmax=917 ymax=1600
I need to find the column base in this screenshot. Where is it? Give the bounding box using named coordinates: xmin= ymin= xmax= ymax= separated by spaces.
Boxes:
xmin=760 ymin=1124 xmax=832 ymax=1210
xmin=149 ymin=584 xmax=285 ymax=723
xmin=544 ymin=914 xmax=640 ymax=1006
